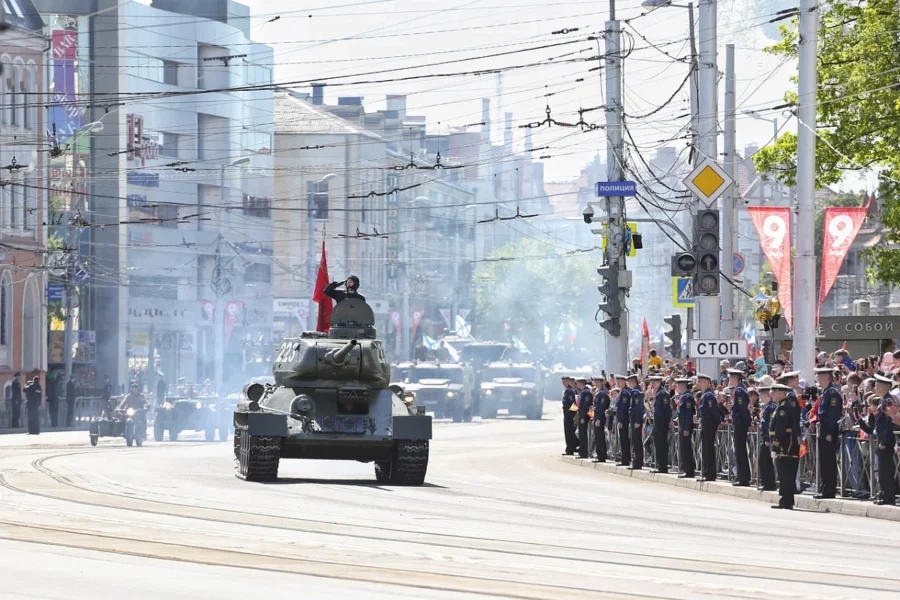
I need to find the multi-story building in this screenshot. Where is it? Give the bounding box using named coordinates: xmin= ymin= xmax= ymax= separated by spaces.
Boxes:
xmin=37 ymin=0 xmax=274 ymax=391
xmin=0 ymin=0 xmax=48 ymax=408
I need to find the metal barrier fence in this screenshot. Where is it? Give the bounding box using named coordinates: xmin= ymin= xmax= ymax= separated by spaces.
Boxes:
xmin=578 ymin=415 xmax=900 ymax=502
xmin=1 ymin=396 xmax=106 ymax=429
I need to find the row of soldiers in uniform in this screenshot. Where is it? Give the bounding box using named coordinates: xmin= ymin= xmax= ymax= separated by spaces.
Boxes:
xmin=560 ymin=366 xmax=897 ymax=509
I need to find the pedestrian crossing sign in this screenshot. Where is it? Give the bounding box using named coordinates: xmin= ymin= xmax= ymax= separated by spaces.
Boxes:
xmin=673 ymin=277 xmax=695 ymax=308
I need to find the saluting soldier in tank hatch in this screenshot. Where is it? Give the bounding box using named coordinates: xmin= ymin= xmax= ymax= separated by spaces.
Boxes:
xmin=324 ymin=275 xmax=366 ymax=303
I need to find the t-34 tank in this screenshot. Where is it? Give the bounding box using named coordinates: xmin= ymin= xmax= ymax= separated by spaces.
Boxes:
xmin=233 ymin=299 xmax=432 ymax=484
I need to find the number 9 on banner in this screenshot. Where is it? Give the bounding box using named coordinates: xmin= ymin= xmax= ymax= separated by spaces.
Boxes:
xmin=762 ymin=215 xmax=787 ymax=252
xmin=828 ymin=214 xmax=854 ymax=249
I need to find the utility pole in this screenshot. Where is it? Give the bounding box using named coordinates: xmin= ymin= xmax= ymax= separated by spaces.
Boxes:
xmin=451 ymin=212 xmax=459 ymax=326
xmin=794 ymin=0 xmax=818 ymax=379
xmin=600 ymin=0 xmax=629 ymax=377
xmin=686 ymin=1 xmax=698 ymax=343
xmin=63 ymin=226 xmax=74 ymax=382
xmin=211 ymin=236 xmax=230 ymax=398
xmin=696 ymin=0 xmax=719 ymax=378
xmin=401 ymin=226 xmax=411 ymax=359
xmin=721 ymin=44 xmax=737 ymax=340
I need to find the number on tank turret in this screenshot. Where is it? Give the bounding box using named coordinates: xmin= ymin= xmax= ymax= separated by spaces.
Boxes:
xmin=275 ymin=340 xmax=291 ymax=366
xmin=373 ymin=341 xmax=387 ymax=363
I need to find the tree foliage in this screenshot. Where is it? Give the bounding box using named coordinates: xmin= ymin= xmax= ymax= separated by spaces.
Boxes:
xmin=752 ymin=0 xmax=900 ymax=283
xmin=473 ymin=237 xmax=598 ymax=348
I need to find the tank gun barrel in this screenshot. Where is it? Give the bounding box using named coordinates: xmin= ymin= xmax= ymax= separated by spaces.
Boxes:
xmin=327 ymin=339 xmax=358 ymax=364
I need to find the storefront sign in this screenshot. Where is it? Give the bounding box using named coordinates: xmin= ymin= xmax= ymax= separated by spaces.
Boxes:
xmin=127 ymin=171 xmax=160 ymax=187
xmin=274 ymin=298 xmax=307 ymax=316
xmin=773 ymin=316 xmax=900 ymax=341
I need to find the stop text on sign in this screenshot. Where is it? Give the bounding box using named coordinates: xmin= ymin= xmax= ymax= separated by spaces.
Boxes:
xmin=688 ymin=339 xmax=746 ymax=359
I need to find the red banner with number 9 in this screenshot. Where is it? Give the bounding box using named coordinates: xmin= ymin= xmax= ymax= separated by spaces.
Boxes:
xmin=819 ymin=207 xmax=867 ymax=320
xmin=748 ymin=207 xmax=793 ymax=329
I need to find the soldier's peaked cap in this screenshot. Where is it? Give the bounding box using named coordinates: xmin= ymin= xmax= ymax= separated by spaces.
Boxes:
xmin=726 ymin=369 xmax=745 ymax=376
xmin=814 ymin=367 xmax=836 ymax=375
xmin=770 ymin=384 xmax=792 ymax=392
xmin=626 ymin=373 xmax=639 ymax=381
xmin=874 ymin=374 xmax=895 ymax=386
xmin=696 ymin=373 xmax=713 ymax=381
xmin=575 ymin=376 xmax=588 ymax=383
xmin=675 ymin=378 xmax=692 ymax=384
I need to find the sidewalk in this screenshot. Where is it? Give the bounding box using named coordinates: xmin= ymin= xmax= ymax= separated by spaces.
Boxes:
xmin=0 ymin=426 xmax=84 ymax=436
xmin=561 ymin=455 xmax=900 ymax=522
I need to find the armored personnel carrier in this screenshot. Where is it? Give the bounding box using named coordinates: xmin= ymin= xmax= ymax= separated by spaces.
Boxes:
xmin=233 ymin=299 xmax=432 ymax=484
xmin=479 ymin=361 xmax=545 ymax=420
xmin=403 ymin=361 xmax=474 ymax=422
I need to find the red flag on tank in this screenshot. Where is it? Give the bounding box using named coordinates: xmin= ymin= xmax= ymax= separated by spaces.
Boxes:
xmin=312 ymin=242 xmax=332 ymax=332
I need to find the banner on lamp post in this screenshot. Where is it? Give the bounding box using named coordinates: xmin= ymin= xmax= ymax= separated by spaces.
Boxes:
xmin=224 ymin=301 xmax=243 ymax=345
xmin=439 ymin=308 xmax=452 ymax=329
xmin=748 ymin=207 xmax=793 ymax=329
xmin=389 ymin=311 xmax=401 ymax=333
xmin=819 ymin=207 xmax=868 ymax=319
xmin=410 ymin=310 xmax=424 ymax=341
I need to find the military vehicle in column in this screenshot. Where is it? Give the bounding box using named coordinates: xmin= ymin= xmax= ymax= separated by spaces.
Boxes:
xmin=233 ymin=299 xmax=433 ymax=484
xmin=403 ymin=361 xmax=474 ymax=422
xmin=154 ymin=385 xmax=228 ymax=442
xmin=459 ymin=342 xmax=510 ymax=416
xmin=478 ymin=361 xmax=545 ymax=420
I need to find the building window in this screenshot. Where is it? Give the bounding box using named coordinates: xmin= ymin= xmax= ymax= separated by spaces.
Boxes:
xmin=163 ymin=60 xmax=179 ymax=86
xmin=9 ymin=184 xmax=18 ymax=229
xmin=308 ymin=181 xmax=329 ymax=220
xmin=0 ymin=272 xmax=9 ymax=345
xmin=22 ymin=183 xmax=31 ymax=230
xmin=8 ymin=68 xmax=17 ymax=126
xmin=242 ymin=194 xmax=271 ymax=219
xmin=159 ymin=132 xmax=179 ymax=157
xmin=244 ymin=262 xmax=271 ymax=283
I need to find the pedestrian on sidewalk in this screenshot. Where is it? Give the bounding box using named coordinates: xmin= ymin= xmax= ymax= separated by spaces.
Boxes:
xmin=697 ymin=373 xmax=720 ymax=481
xmin=615 ymin=374 xmax=631 ymax=466
xmin=873 ymin=375 xmax=897 ymax=506
xmin=675 ymin=377 xmax=695 ymax=478
xmin=770 ymin=383 xmax=801 ymax=510
xmin=24 ymin=375 xmax=42 ymax=435
xmin=729 ymin=369 xmax=752 ymax=487
xmin=757 ymin=378 xmax=778 ymax=491
xmin=560 ymin=376 xmax=578 ymax=455
xmin=628 ymin=373 xmax=644 ymax=470
xmin=576 ymin=377 xmax=592 ymax=459
xmin=592 ymin=376 xmax=610 ymax=462
xmin=9 ymin=372 xmax=21 ymax=429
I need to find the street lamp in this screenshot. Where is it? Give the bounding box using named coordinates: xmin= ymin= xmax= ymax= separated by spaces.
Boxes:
xmin=743 ymin=110 xmax=783 ymax=204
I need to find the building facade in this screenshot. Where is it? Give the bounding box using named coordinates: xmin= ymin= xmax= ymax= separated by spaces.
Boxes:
xmin=0 ymin=0 xmax=48 ymax=413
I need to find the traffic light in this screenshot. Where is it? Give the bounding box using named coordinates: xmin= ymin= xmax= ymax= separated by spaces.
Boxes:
xmin=664 ymin=314 xmax=682 ymax=358
xmin=670 ymin=252 xmax=697 ymax=277
xmin=694 ymin=209 xmax=720 ymax=295
xmin=597 ymin=266 xmax=622 ymax=337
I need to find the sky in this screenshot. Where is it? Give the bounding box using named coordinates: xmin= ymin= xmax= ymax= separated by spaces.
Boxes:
xmin=140 ymin=0 xmax=875 ymax=192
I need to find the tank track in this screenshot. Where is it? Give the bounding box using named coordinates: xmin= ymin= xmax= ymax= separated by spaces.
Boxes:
xmin=377 ymin=440 xmax=429 ymax=485
xmin=234 ymin=424 xmax=281 ymax=482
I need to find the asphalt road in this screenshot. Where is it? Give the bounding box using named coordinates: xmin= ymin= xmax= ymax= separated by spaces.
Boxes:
xmin=1 ymin=403 xmax=899 ymax=599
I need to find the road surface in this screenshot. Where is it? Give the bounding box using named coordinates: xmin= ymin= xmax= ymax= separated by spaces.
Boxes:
xmin=1 ymin=403 xmax=898 ymax=599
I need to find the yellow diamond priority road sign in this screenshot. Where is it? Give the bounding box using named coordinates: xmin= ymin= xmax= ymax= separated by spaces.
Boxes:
xmin=683 ymin=158 xmax=733 ymax=206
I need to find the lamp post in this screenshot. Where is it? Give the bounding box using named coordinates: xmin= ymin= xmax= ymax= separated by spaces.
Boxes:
xmin=307 ymin=174 xmax=338 ymax=330
xmin=214 ymin=157 xmax=251 ymax=395
xmin=744 ymin=110 xmax=782 ymax=205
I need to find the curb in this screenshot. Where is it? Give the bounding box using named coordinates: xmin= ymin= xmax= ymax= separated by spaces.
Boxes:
xmin=560 ymin=455 xmax=900 ymax=522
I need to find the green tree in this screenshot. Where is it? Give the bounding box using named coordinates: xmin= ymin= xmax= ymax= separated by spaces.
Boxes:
xmin=473 ymin=238 xmax=598 ymax=348
xmin=752 ymin=0 xmax=900 ymax=282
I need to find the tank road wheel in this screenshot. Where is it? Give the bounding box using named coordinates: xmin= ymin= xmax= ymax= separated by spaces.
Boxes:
xmin=90 ymin=435 xmax=99 ymax=447
xmin=153 ymin=421 xmax=165 ymax=442
xmin=205 ymin=427 xmax=216 ymax=442
xmin=218 ymin=427 xmax=229 ymax=442
xmin=374 ymin=440 xmax=429 ymax=486
xmin=234 ymin=425 xmax=281 ymax=482
xmin=169 ymin=428 xmax=179 ymax=442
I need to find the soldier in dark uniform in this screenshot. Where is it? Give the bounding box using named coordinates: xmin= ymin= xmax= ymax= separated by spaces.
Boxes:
xmin=675 ymin=377 xmax=696 ymax=478
xmin=728 ymin=368 xmax=752 ymax=486
xmin=770 ymin=383 xmax=801 ymax=509
xmin=592 ymin=376 xmax=610 ymax=462
xmin=615 ymin=374 xmax=631 ymax=466
xmin=561 ymin=376 xmax=578 ymax=455
xmin=757 ymin=380 xmax=778 ymax=491
xmin=627 ymin=374 xmax=645 ymax=470
xmin=576 ymin=377 xmax=593 ymax=458
xmin=697 ymin=373 xmax=720 ymax=481
xmin=24 ymin=375 xmax=42 ymax=435
xmin=9 ymin=372 xmax=21 ymax=429
xmin=101 ymin=375 xmax=112 ymax=415
xmin=65 ymin=375 xmax=76 ymax=427
xmin=814 ymin=367 xmax=843 ymax=499
xmin=649 ymin=375 xmax=672 ymax=474
xmin=873 ymin=374 xmax=897 ymax=505
xmin=47 ymin=373 xmax=59 ymax=428
xmin=777 ymin=370 xmax=803 ymax=494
